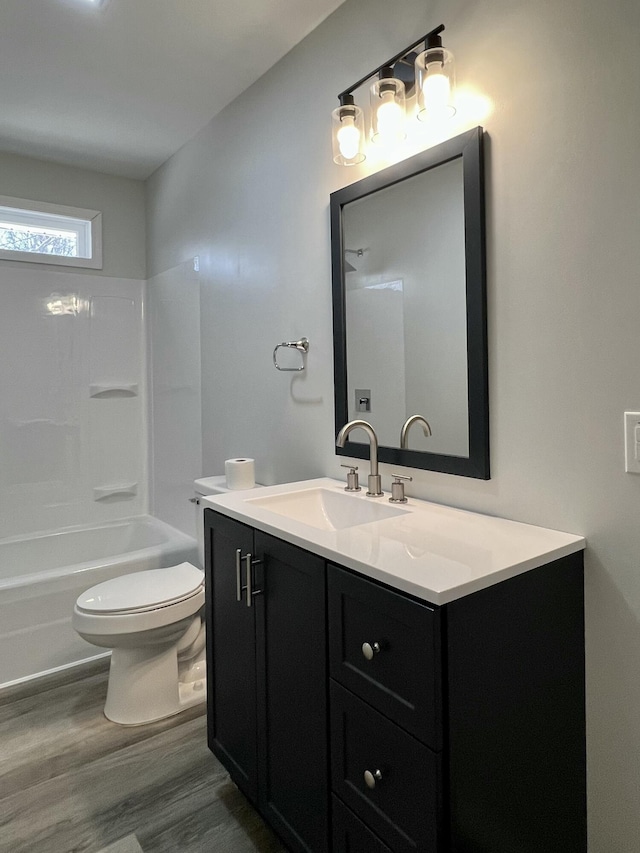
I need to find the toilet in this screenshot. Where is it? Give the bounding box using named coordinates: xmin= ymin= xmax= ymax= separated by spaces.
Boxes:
xmin=72 ymin=475 xmax=259 ymax=725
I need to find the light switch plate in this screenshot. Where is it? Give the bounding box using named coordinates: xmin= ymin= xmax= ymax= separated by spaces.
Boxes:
xmin=624 ymin=412 xmax=640 ymax=473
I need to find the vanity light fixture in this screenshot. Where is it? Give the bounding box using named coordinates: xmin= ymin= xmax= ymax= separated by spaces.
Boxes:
xmin=331 ymin=24 xmax=455 ymax=165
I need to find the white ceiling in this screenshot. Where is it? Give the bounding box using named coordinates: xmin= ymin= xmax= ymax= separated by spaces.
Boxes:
xmin=0 ymin=0 xmax=346 ymax=179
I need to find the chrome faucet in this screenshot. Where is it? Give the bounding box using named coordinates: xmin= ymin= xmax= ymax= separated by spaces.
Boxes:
xmin=336 ymin=419 xmax=383 ymax=496
xmin=400 ymin=415 xmax=432 ymax=449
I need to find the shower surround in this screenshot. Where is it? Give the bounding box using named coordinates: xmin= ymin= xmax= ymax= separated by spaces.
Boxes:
xmin=0 ymin=265 xmax=148 ymax=538
xmin=0 ymin=264 xmax=168 ymax=685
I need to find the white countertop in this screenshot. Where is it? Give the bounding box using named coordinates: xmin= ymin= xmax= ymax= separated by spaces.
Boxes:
xmin=201 ymin=478 xmax=585 ymax=605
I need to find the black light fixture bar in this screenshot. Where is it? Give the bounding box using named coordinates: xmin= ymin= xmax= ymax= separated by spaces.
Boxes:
xmin=337 ymin=24 xmax=445 ymax=101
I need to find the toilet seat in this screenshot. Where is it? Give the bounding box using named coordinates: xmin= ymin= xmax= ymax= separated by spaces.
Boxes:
xmin=73 ymin=562 xmax=205 ymax=636
xmin=76 ymin=562 xmax=203 ymax=615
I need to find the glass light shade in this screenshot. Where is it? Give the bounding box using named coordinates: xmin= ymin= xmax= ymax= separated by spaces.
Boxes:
xmin=415 ymin=46 xmax=456 ymax=121
xmin=370 ymin=76 xmax=406 ymax=146
xmin=332 ymin=103 xmax=366 ymax=165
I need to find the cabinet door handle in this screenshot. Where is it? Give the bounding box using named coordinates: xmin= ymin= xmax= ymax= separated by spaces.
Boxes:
xmin=235 ymin=549 xmax=243 ymax=602
xmin=364 ymin=769 xmax=383 ymax=789
xmin=244 ymin=554 xmax=263 ymax=607
xmin=362 ymin=641 xmax=381 ymax=660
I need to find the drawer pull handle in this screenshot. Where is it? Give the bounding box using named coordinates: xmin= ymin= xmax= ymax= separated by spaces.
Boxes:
xmin=364 ymin=769 xmax=383 ymax=789
xmin=362 ymin=641 xmax=381 ymax=661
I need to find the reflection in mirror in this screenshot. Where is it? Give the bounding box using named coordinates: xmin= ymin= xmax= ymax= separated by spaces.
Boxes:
xmin=343 ymin=157 xmax=468 ymax=456
xmin=331 ymin=127 xmax=489 ymax=478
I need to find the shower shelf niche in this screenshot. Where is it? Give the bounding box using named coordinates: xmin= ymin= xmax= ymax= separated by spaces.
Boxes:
xmin=89 ymin=383 xmax=139 ymax=398
xmin=93 ymin=483 xmax=139 ymax=502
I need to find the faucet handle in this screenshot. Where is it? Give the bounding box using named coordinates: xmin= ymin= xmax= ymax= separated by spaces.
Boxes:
xmin=389 ymin=473 xmax=412 ymax=504
xmin=340 ymin=464 xmax=361 ymax=492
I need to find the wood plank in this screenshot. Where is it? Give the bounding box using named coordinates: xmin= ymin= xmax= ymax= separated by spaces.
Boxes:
xmin=0 ymin=664 xmax=202 ymax=798
xmin=0 ymin=661 xmax=287 ymax=853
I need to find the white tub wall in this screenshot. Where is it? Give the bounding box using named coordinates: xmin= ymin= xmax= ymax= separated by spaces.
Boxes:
xmin=0 ymin=559 xmax=113 ymax=687
xmin=0 ymin=152 xmax=148 ymax=541
xmin=145 ymin=0 xmax=640 ymax=848
xmin=0 ymin=517 xmax=198 ymax=688
xmin=0 ymin=269 xmax=148 ymax=540
xmin=147 ymin=259 xmax=203 ymax=538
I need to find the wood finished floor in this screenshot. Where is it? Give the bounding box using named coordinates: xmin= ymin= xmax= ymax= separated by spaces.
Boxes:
xmin=0 ymin=660 xmax=287 ymax=853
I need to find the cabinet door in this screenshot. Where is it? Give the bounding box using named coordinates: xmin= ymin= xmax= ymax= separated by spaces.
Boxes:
xmin=205 ymin=510 xmax=258 ymax=803
xmin=255 ymin=532 xmax=329 ymax=853
xmin=332 ymin=796 xmax=392 ymax=853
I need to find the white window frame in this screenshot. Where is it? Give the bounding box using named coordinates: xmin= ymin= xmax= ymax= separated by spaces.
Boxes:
xmin=0 ymin=195 xmax=103 ymax=269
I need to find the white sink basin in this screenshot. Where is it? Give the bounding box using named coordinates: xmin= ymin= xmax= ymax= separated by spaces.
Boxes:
xmin=245 ymin=487 xmax=409 ymax=531
xmin=201 ymin=478 xmax=586 ymax=604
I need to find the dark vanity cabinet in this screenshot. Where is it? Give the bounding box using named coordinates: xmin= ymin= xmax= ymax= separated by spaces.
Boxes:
xmin=328 ymin=566 xmax=444 ymax=853
xmin=205 ymin=508 xmax=586 ymax=853
xmin=204 ymin=510 xmax=329 ymax=853
xmin=327 ymin=558 xmax=586 ymax=853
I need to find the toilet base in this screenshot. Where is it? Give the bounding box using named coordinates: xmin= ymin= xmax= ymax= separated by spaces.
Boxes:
xmin=104 ymin=642 xmax=206 ymax=726
xmin=178 ymin=677 xmax=206 ymax=710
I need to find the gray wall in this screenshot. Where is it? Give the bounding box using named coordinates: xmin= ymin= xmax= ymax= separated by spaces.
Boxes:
xmin=146 ymin=0 xmax=640 ymax=848
xmin=0 ymin=151 xmax=146 ymax=279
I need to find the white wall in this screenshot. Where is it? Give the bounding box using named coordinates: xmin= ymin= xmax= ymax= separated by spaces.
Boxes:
xmin=146 ymin=0 xmax=640 ymax=848
xmin=0 ymin=154 xmax=147 ymax=539
xmin=147 ymin=259 xmax=202 ymax=537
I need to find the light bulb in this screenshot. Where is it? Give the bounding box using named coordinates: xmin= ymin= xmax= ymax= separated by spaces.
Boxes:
xmin=376 ymin=92 xmax=404 ymax=139
xmin=337 ymin=117 xmax=361 ymax=161
xmin=423 ymin=63 xmax=450 ymax=107
xmin=370 ymin=75 xmax=406 ymax=146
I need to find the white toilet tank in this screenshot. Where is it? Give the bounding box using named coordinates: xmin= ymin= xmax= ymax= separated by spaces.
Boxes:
xmin=193 ymin=475 xmax=261 ymax=566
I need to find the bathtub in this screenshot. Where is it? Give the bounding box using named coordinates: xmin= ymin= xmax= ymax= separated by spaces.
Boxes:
xmin=0 ymin=515 xmax=199 ymax=688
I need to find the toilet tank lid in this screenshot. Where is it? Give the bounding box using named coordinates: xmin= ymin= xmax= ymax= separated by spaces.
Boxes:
xmin=76 ymin=562 xmax=203 ymax=614
xmin=194 ymin=475 xmax=229 ymax=495
xmin=194 ymin=475 xmax=262 ymax=495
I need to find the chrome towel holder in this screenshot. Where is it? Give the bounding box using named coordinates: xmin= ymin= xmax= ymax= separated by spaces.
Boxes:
xmin=273 ymin=337 xmax=309 ymax=371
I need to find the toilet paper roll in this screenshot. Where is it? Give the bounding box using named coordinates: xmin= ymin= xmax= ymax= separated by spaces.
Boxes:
xmin=225 ymin=458 xmax=256 ymax=490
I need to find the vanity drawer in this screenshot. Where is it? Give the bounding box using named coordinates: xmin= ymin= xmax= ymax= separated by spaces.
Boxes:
xmin=332 ymin=795 xmax=392 ymax=853
xmin=328 ymin=565 xmax=442 ymax=748
xmin=330 ymin=681 xmax=442 ymax=853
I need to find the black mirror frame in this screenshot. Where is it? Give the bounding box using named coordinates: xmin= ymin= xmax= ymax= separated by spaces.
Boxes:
xmin=331 ymin=126 xmax=489 ymax=479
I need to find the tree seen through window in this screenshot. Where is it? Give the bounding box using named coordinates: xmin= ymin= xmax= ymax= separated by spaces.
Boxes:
xmin=0 ymin=222 xmax=77 ymax=256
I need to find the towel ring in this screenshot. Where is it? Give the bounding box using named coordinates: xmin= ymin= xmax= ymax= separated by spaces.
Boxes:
xmin=273 ymin=337 xmax=309 ymax=371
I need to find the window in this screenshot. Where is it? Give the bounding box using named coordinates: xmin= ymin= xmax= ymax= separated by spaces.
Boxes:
xmin=0 ymin=196 xmax=102 ymax=269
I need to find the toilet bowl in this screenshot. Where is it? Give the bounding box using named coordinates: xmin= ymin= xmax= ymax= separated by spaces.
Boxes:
xmin=73 ymin=562 xmax=206 ymax=725
xmin=73 ymin=475 xmax=262 ymax=725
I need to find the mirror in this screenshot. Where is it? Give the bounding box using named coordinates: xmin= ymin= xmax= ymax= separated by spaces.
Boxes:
xmin=331 ymin=126 xmax=489 ymax=478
